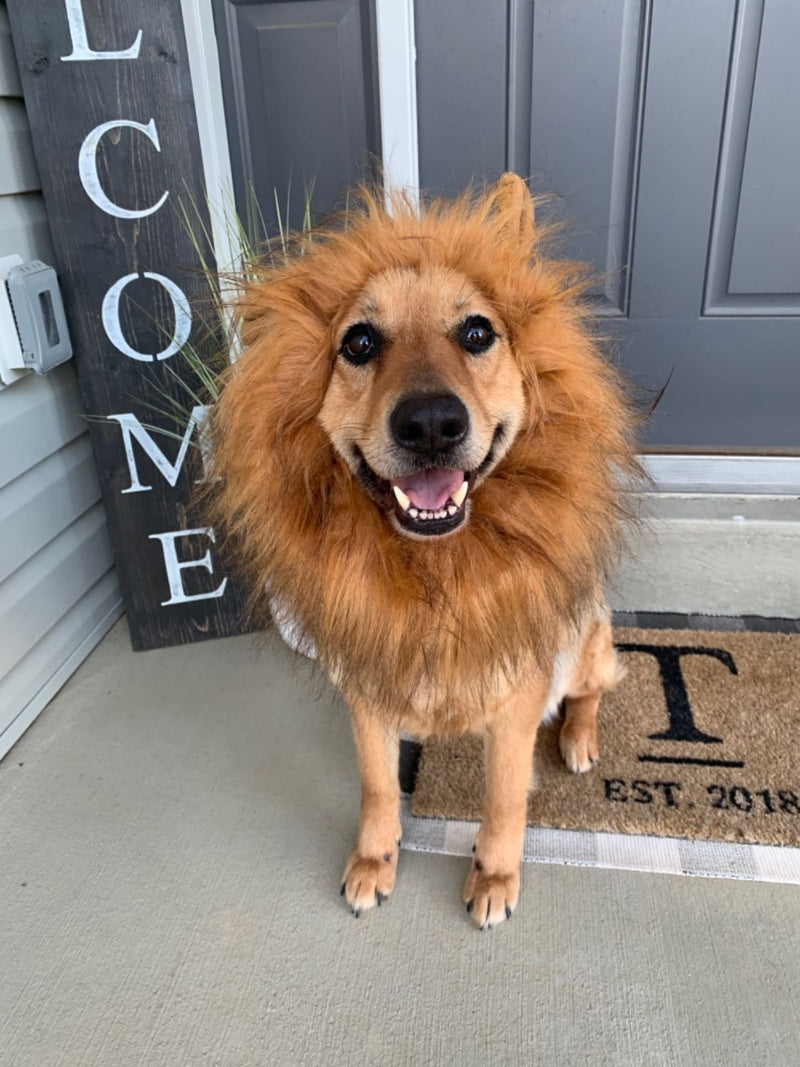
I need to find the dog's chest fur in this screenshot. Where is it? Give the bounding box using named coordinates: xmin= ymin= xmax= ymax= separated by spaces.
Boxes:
xmin=325 ymin=597 xmax=610 ymax=739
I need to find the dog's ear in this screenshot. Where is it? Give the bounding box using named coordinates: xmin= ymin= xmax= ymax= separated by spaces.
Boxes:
xmin=488 ymin=172 xmax=535 ymax=242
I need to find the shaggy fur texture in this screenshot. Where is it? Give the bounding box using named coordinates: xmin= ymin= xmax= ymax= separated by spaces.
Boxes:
xmin=208 ymin=176 xmax=640 ymax=731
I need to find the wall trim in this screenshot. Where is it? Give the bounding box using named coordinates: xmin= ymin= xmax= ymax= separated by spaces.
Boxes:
xmin=0 ymin=584 xmax=122 ymax=760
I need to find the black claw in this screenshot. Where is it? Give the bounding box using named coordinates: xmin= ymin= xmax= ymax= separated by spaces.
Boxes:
xmin=376 ymin=891 xmax=384 ymax=907
xmin=340 ymin=883 xmax=346 ymax=896
xmin=505 ymin=905 xmax=512 ymax=921
xmin=352 ymin=908 xmax=360 ymax=918
xmin=471 ymin=844 xmax=476 ymax=853
xmin=466 ymin=900 xmax=473 ymax=914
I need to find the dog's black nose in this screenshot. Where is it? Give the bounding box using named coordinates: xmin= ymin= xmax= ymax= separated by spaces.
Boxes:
xmin=390 ymin=392 xmax=469 ymax=455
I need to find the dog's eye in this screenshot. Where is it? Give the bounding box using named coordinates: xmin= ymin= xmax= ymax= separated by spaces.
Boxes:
xmin=341 ymin=323 xmax=381 ymax=366
xmin=458 ymin=315 xmax=495 ymax=355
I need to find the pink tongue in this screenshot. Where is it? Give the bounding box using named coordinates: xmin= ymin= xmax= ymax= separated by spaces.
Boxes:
xmin=393 ymin=468 xmax=464 ymax=511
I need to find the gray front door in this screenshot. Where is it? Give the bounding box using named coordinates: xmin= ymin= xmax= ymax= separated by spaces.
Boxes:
xmin=213 ymin=0 xmax=799 ymax=452
xmin=416 ymin=0 xmax=800 ymax=451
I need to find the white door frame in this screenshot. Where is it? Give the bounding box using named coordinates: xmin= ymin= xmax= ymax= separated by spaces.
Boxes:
xmin=180 ymin=0 xmax=799 ymax=616
xmin=374 ymin=0 xmax=419 ymax=200
xmin=179 ymin=0 xmax=241 ymax=277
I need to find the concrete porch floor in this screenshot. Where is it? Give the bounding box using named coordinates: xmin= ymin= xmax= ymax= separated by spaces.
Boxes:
xmin=1 ymin=620 xmax=799 ymax=1067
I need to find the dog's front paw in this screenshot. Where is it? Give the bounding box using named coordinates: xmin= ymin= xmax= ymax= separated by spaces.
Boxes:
xmin=558 ymin=719 xmax=598 ymax=773
xmin=340 ymin=847 xmax=398 ymax=917
xmin=462 ymin=858 xmax=519 ymax=930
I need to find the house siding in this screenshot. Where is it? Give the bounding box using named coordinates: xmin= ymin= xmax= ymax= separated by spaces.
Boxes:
xmin=0 ymin=2 xmax=121 ymax=759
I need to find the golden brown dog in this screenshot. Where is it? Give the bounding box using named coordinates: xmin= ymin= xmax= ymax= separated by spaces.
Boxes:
xmin=209 ymin=174 xmax=639 ymax=929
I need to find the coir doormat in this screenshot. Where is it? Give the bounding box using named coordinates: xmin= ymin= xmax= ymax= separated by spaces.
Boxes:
xmin=411 ymin=629 xmax=800 ymax=847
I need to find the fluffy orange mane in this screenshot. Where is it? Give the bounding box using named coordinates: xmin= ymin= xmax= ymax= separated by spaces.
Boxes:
xmin=208 ymin=184 xmax=640 ymax=724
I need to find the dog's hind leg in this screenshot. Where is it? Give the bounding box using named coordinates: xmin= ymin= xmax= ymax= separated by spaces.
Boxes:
xmin=340 ymin=701 xmax=402 ymax=918
xmin=558 ymin=616 xmax=621 ymax=774
xmin=559 ymin=693 xmax=601 ymax=774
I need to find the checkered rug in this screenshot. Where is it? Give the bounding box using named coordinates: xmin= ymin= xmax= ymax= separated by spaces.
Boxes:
xmin=399 ymin=797 xmax=800 ymax=883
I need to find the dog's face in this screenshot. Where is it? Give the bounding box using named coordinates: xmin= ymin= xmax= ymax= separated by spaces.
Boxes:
xmin=318 ymin=264 xmax=527 ymax=539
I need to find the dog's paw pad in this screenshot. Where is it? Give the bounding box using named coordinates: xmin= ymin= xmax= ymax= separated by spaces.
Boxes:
xmin=462 ymin=864 xmax=519 ymax=930
xmin=558 ymin=722 xmax=598 ymax=774
xmin=340 ymin=850 xmax=397 ymax=917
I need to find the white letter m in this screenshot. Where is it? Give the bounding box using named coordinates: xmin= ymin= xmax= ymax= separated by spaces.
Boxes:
xmin=108 ymin=405 xmax=211 ymax=493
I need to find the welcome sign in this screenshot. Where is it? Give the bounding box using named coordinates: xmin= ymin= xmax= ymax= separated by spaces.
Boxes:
xmin=8 ymin=0 xmax=248 ymax=649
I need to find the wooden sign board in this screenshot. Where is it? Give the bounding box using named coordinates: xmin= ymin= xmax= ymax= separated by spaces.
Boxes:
xmin=7 ymin=0 xmax=250 ymax=649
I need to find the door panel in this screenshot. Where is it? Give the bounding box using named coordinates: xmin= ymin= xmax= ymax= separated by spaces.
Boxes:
xmin=627 ymin=0 xmax=734 ymax=321
xmin=625 ymin=0 xmax=799 ymax=448
xmin=212 ymin=0 xmax=380 ymax=233
xmin=621 ymin=319 xmax=800 ymax=449
xmin=527 ymin=0 xmax=645 ymax=314
xmin=708 ymin=0 xmax=800 ymax=310
xmin=415 ymin=0 xmax=646 ymax=313
xmin=414 ymin=0 xmax=507 ymax=197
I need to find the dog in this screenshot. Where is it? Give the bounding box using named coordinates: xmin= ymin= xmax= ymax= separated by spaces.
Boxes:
xmin=209 ymin=174 xmax=639 ymax=929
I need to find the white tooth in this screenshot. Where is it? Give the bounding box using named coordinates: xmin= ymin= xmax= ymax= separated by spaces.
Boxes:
xmin=420 ymin=511 xmax=430 ymax=520
xmin=447 ymin=505 xmax=457 ymax=516
xmin=452 ymin=481 xmax=468 ymax=508
xmin=437 ymin=509 xmax=446 ymax=519
xmin=408 ymin=508 xmax=419 ymax=518
xmin=393 ymin=486 xmax=411 ymax=512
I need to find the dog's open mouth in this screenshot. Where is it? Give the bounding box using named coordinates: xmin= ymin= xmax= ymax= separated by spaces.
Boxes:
xmin=353 ymin=427 xmax=504 ymax=538
xmin=353 ymin=450 xmax=470 ymax=536
xmin=391 ymin=467 xmax=469 ymax=535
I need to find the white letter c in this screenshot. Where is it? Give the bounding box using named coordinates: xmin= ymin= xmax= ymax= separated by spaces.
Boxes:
xmin=79 ymin=119 xmax=168 ymax=219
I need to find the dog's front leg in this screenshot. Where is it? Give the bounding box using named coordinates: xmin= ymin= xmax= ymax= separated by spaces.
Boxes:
xmin=340 ymin=699 xmax=401 ymax=917
xmin=463 ymin=682 xmax=547 ymax=929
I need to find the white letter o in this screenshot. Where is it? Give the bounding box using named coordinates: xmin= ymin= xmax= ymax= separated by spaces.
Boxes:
xmin=102 ymin=272 xmax=192 ymax=362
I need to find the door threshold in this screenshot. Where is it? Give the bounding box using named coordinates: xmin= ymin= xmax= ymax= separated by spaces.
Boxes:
xmin=643 ymin=453 xmax=800 ymax=495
